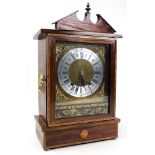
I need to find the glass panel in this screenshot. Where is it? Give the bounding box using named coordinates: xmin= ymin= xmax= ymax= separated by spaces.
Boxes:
xmin=55 ymin=41 xmax=110 ymax=119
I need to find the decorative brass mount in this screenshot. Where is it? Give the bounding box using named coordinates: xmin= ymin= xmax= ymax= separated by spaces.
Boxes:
xmin=39 ymin=74 xmax=46 ymax=92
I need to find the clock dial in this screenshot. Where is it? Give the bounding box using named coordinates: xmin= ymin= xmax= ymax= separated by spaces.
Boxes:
xmin=56 ymin=42 xmax=110 ymax=119
xmin=58 ymin=48 xmax=103 ymax=97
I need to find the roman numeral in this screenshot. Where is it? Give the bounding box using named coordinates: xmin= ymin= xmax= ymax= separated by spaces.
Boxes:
xmin=62 ymin=71 xmax=67 ymax=75
xmin=71 ymin=54 xmax=76 ymax=60
xmin=92 ymin=79 xmax=98 ymax=84
xmin=88 ymin=85 xmax=92 ymax=92
xmin=80 ymin=52 xmax=84 ymax=58
xmin=63 ymin=66 xmax=67 ymax=70
xmin=88 ymin=53 xmax=92 ymax=60
xmin=80 ymin=87 xmax=82 ymax=94
xmin=70 ymin=85 xmax=75 ymax=92
xmin=75 ymin=86 xmax=79 ymax=94
xmin=93 ymin=62 xmax=99 ymax=66
xmin=94 ymin=71 xmax=101 ymax=74
xmin=94 ymin=75 xmax=99 ymax=79
xmin=63 ymin=76 xmax=67 ymax=79
xmin=64 ymin=79 xmax=70 ymax=85
xmin=91 ymin=59 xmax=95 ymax=63
xmin=65 ymin=62 xmax=70 ymax=65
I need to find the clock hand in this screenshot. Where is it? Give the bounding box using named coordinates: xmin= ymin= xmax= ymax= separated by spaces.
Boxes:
xmin=78 ymin=70 xmax=85 ymax=86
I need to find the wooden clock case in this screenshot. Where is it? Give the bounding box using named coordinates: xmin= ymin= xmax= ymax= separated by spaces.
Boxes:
xmin=34 ymin=4 xmax=122 ymax=150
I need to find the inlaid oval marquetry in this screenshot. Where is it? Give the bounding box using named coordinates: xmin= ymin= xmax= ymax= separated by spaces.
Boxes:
xmin=80 ymin=130 xmax=88 ymax=139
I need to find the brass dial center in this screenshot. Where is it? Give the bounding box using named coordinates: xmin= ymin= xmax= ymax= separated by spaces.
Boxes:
xmin=69 ymin=59 xmax=94 ymax=86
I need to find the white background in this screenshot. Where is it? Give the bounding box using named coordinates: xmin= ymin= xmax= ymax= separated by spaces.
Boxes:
xmin=0 ymin=0 xmax=155 ymax=154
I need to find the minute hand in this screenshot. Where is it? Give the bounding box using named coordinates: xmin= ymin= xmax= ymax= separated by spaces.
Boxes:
xmin=78 ymin=70 xmax=85 ymax=86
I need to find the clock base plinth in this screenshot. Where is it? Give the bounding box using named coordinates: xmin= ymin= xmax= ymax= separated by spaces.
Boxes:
xmin=35 ymin=115 xmax=120 ymax=150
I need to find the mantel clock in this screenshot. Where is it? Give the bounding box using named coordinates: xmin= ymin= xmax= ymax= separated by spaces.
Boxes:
xmin=34 ymin=3 xmax=122 ymax=150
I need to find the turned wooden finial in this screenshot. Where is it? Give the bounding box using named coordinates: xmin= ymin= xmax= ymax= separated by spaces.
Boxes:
xmin=85 ymin=3 xmax=91 ymax=13
xmin=84 ymin=3 xmax=91 ymax=22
